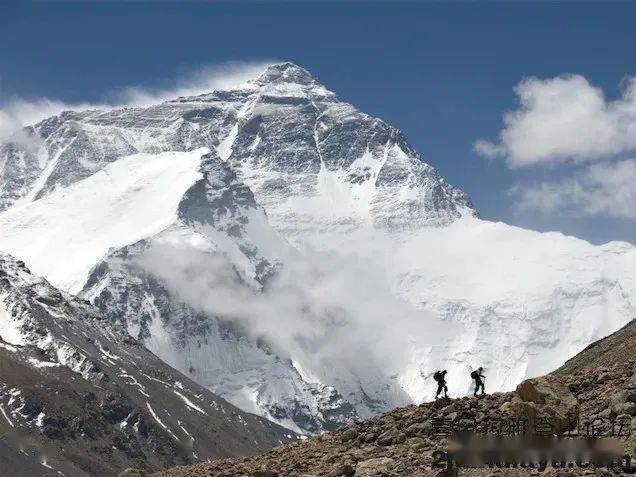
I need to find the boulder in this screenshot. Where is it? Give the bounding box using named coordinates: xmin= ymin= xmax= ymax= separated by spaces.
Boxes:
xmin=332 ymin=463 xmax=355 ymax=476
xmin=405 ymin=421 xmax=430 ymax=437
xmin=362 ymin=432 xmax=377 ymax=443
xmin=515 ymin=376 xmax=578 ymax=410
xmin=355 ymin=457 xmax=395 ymax=476
xmin=514 ymin=376 xmax=579 ymax=433
xmin=339 ymin=428 xmax=358 ymax=443
xmin=376 ymin=429 xmax=398 ymax=446
xmin=117 ymin=470 xmax=147 ymax=477
xmin=610 ymin=390 xmax=636 ymax=416
xmin=408 ymin=437 xmax=428 ymax=451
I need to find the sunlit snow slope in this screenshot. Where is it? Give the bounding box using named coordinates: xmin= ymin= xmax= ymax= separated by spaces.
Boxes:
xmin=0 ymin=149 xmax=205 ymax=292
xmin=0 ymin=62 xmax=634 ymax=435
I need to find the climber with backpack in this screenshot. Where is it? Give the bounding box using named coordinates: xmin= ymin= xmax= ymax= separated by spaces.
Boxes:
xmin=471 ymin=367 xmax=486 ymax=397
xmin=433 ymin=370 xmax=448 ymax=399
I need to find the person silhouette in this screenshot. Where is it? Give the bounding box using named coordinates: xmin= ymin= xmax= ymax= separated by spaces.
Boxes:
xmin=433 ymin=370 xmax=448 ymax=399
xmin=471 ymin=367 xmax=486 ymax=397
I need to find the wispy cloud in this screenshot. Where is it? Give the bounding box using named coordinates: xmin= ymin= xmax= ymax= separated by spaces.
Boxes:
xmin=110 ymin=61 xmax=277 ymax=107
xmin=511 ymin=159 xmax=636 ymax=219
xmin=0 ymin=60 xmax=276 ymax=142
xmin=128 ymin=231 xmax=447 ymax=404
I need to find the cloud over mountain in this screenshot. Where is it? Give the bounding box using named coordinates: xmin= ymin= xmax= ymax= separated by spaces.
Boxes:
xmin=0 ymin=60 xmax=275 ymax=141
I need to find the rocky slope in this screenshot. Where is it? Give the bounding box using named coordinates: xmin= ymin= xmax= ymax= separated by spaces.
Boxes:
xmin=153 ymin=319 xmax=636 ymax=477
xmin=0 ymin=254 xmax=297 ymax=477
xmin=1 ymin=62 xmax=635 ymax=435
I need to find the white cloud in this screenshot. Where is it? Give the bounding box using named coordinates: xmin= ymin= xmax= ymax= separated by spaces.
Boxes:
xmin=480 ymin=74 xmax=636 ymax=221
xmin=511 ymin=159 xmax=636 ymax=219
xmin=124 ymin=234 xmax=448 ymax=407
xmin=134 ymin=238 xmax=442 ymax=376
xmin=0 ymin=60 xmax=276 ymax=142
xmin=111 ymin=61 xmax=276 ymax=107
xmin=476 ymin=75 xmax=636 ymax=167
xmin=0 ymin=98 xmax=105 ymax=144
xmin=473 ymin=138 xmax=504 ymax=159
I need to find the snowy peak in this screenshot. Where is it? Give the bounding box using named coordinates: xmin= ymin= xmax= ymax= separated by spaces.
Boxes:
xmin=0 ymin=61 xmax=475 ymax=230
xmin=4 ymin=64 xmax=629 ymax=443
xmin=218 ymin=64 xmax=476 ymax=231
xmin=255 ymin=62 xmax=318 ymax=86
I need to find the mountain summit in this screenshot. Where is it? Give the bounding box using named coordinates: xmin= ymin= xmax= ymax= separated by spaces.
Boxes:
xmin=255 ymin=62 xmax=318 ymax=86
xmin=0 ymin=61 xmax=476 ymax=231
xmin=0 ymin=63 xmax=634 ymax=436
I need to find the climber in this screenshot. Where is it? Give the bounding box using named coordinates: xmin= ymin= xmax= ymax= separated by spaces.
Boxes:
xmin=433 ymin=370 xmax=448 ymax=399
xmin=471 ymin=367 xmax=486 ymax=397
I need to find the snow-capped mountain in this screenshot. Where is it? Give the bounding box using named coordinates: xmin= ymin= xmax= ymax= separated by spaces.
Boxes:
xmin=81 ymin=151 xmax=358 ymax=434
xmin=0 ymin=253 xmax=296 ymax=476
xmin=0 ymin=62 xmax=634 ymax=435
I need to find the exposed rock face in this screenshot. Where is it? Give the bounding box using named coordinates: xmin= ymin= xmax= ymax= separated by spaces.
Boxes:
xmin=152 ymin=319 xmax=636 ymax=477
xmin=0 ymin=254 xmax=297 ymax=476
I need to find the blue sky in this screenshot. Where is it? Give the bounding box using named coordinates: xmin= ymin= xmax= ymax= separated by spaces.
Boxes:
xmin=1 ymin=2 xmax=635 ymax=244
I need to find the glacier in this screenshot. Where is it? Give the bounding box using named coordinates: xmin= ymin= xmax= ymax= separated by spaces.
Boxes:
xmin=0 ymin=62 xmax=634 ymax=434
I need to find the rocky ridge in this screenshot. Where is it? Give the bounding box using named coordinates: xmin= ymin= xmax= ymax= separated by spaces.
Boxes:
xmin=0 ymin=254 xmax=297 ymax=477
xmin=152 ymin=319 xmax=636 ymax=477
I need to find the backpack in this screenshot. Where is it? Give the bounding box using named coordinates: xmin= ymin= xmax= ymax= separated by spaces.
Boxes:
xmin=433 ymin=371 xmax=442 ymax=382
xmin=470 ymin=370 xmax=478 ymax=379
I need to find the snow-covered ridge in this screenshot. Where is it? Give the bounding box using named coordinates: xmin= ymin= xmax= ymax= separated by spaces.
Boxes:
xmin=0 ymin=148 xmax=206 ymax=293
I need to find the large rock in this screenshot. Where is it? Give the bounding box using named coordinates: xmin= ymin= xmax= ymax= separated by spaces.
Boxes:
xmin=376 ymin=428 xmax=399 ymax=446
xmin=339 ymin=427 xmax=358 ymax=443
xmin=610 ymin=391 xmax=636 ymax=416
xmin=513 ymin=376 xmax=579 ymax=433
xmin=516 ymin=376 xmax=578 ymax=409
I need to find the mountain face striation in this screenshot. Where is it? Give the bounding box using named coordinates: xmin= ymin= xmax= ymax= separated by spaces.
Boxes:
xmin=0 ymin=62 xmax=635 ymax=436
xmin=0 ymin=254 xmax=296 ymax=476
